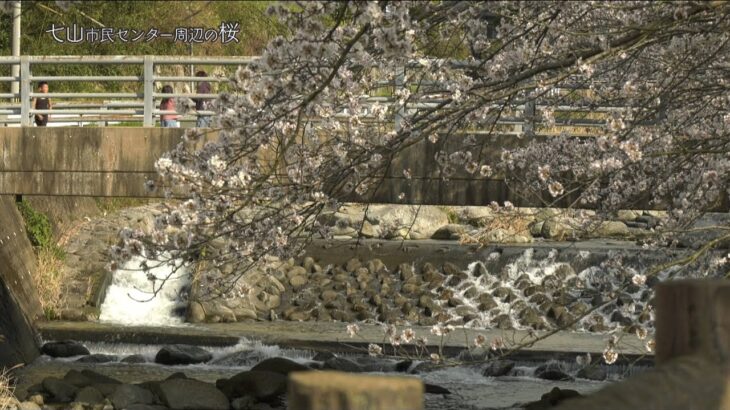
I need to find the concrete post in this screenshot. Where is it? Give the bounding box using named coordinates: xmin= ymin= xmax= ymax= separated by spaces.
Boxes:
xmin=288 ymin=371 xmax=424 ymax=410
xmin=11 ymin=1 xmax=20 ymax=99
xmin=20 ymin=56 xmax=30 ymax=127
xmin=654 ymin=279 xmax=730 ymax=365
xmin=143 ymin=55 xmax=155 ymax=127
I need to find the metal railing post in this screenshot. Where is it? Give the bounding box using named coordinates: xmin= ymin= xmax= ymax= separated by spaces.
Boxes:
xmin=20 ymin=56 xmax=30 ymax=126
xmin=143 ymin=55 xmax=154 ymax=127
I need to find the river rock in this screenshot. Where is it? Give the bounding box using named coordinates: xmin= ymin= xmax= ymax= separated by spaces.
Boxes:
xmin=251 ymin=357 xmax=310 ymax=375
xmin=359 ymin=221 xmax=380 ymax=238
xmin=109 ymin=384 xmax=155 ymax=409
xmin=62 ymin=370 xmax=93 ymax=388
xmin=158 ymin=378 xmax=229 ymax=410
xmin=231 ymin=396 xmax=256 ymax=410
xmin=431 ymin=224 xmax=468 ymax=240
xmin=121 ymin=354 xmax=147 ymax=364
xmin=74 ymin=386 xmax=104 ymax=405
xmin=425 ymin=383 xmax=451 ymax=394
xmin=155 ymin=345 xmax=213 ymax=365
xmin=216 ymin=371 xmax=287 ymax=402
xmin=492 ymin=287 xmax=517 ymax=303
xmin=83 ymin=369 xmax=123 ymax=384
xmin=457 ymin=206 xmax=495 ymax=226
xmin=286 ymin=266 xmax=307 ymax=279
xmin=187 ymin=301 xmax=206 ymax=323
xmin=345 ymin=258 xmax=362 ymax=272
xmin=492 ymin=314 xmax=513 ymax=329
xmin=486 ymin=228 xmax=533 ymax=243
xmin=593 ymin=221 xmax=630 ymax=238
xmin=210 ymin=350 xmax=268 ymax=367
xmin=541 ymin=218 xmax=578 ymax=239
xmin=76 ymin=354 xmax=117 ymax=363
xmin=365 ymin=205 xmax=449 ymax=238
xmin=126 ymin=405 xmax=170 ymax=410
xmin=323 ymin=357 xmax=365 ymax=373
xmin=42 ymin=377 xmax=78 ymax=402
xmin=576 ymin=366 xmax=607 ymax=381
xmin=529 ymin=221 xmax=545 ymax=237
xmin=534 ymin=362 xmax=574 ymax=381
xmin=525 ymin=387 xmax=582 ymax=409
xmin=456 ymin=347 xmax=490 ymax=363
xmin=17 ymin=403 xmax=41 ymax=410
xmin=482 ymin=360 xmax=515 ymax=377
xmin=289 ymin=275 xmax=308 ymax=288
xmin=41 ymin=341 xmax=90 ymax=358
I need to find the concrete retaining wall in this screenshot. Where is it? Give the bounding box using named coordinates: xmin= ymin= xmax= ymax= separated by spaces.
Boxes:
xmin=4 ymin=128 xmax=724 ymax=209
xmin=0 ymin=195 xmax=42 ymax=368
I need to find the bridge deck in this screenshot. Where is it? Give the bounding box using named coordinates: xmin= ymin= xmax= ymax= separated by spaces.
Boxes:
xmin=1 ymin=127 xmax=726 ymax=210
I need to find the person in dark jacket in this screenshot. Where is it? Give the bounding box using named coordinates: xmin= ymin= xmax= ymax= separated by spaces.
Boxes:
xmin=32 ymin=81 xmax=51 ymax=126
xmin=194 ymin=70 xmax=212 ymax=128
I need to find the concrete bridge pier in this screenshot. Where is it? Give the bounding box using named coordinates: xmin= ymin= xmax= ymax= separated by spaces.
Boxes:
xmin=557 ymin=280 xmax=730 ymax=410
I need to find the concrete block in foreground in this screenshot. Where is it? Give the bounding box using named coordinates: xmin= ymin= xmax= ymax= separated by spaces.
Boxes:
xmin=288 ymin=371 xmax=424 ymax=410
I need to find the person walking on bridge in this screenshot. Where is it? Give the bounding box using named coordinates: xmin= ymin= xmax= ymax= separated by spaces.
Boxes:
xmin=32 ymin=81 xmax=51 ymax=126
xmin=194 ymin=70 xmax=212 ymax=128
xmin=160 ymin=85 xmax=180 ymax=128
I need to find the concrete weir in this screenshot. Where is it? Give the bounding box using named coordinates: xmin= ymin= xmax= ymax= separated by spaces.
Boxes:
xmin=36 ymin=320 xmax=649 ymax=362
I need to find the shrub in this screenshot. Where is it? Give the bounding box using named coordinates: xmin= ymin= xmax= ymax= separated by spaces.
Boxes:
xmin=16 ymin=200 xmax=52 ymax=249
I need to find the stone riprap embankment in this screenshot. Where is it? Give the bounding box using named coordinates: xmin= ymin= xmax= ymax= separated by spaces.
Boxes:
xmin=189 ymin=244 xmax=684 ymax=336
xmin=57 ymin=203 xmax=724 ymax=336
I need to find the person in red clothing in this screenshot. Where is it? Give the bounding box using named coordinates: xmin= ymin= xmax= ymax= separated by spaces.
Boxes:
xmin=159 ymin=85 xmax=180 ymax=127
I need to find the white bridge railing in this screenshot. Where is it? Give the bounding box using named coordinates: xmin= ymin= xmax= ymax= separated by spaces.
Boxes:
xmin=0 ymin=55 xmax=626 ymax=134
xmin=0 ymin=55 xmax=256 ymax=127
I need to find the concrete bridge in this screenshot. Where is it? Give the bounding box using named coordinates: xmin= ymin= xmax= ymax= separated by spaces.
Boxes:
xmin=1 ymin=126 xmax=709 ymax=209
xmin=1 ymin=126 xmax=728 ymax=210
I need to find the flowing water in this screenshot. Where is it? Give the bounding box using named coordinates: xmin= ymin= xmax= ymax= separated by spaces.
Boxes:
xmin=66 ymin=246 xmax=662 ymax=409
xmin=99 ymin=254 xmax=191 ymax=326
xmin=19 ymin=339 xmax=618 ymax=410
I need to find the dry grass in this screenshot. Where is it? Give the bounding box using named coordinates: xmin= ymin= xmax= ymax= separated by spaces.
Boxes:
xmin=32 ymin=246 xmax=68 ymax=320
xmin=0 ymin=367 xmax=18 ymax=410
xmin=479 ymin=213 xmax=533 ymax=235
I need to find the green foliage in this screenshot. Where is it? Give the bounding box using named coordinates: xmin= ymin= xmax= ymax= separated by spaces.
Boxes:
xmin=0 ymin=1 xmax=286 ymax=93
xmin=43 ymin=306 xmax=59 ymax=320
xmin=16 ymin=199 xmax=53 ymax=249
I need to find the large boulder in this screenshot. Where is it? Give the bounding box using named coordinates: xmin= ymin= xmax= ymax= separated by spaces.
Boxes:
xmin=525 ymin=387 xmax=582 ymax=409
xmin=592 ymin=221 xmax=630 ymax=238
xmin=109 ymin=384 xmax=155 ymax=409
xmin=482 ymin=360 xmax=515 ymax=377
xmin=75 ymin=354 xmax=117 ymax=363
xmin=41 ymin=341 xmax=90 ymax=358
xmin=250 ymin=357 xmax=310 ymax=375
xmin=534 ymin=362 xmax=574 ymax=381
xmin=541 ymin=218 xmax=579 ymax=239
xmin=155 ymin=345 xmax=212 ymax=365
xmin=365 ymin=205 xmax=449 ymax=239
xmin=216 ymin=370 xmax=287 ymax=402
xmin=157 ymin=378 xmax=229 ymax=410
xmin=431 ymin=224 xmax=469 ymax=240
xmin=41 ymin=377 xmax=78 ymax=403
xmin=323 ymin=357 xmax=365 ymax=373
xmin=73 ymin=386 xmax=104 ymax=405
